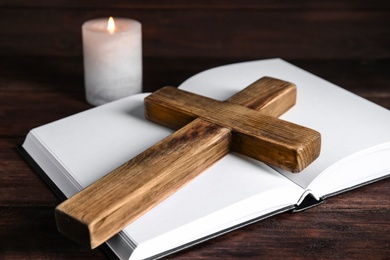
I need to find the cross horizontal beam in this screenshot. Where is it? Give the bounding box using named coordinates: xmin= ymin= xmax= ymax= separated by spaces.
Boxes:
xmin=145 ymin=86 xmax=320 ymax=172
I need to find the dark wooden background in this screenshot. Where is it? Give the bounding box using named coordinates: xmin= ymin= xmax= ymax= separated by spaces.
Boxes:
xmin=1 ymin=1 xmax=389 ymax=259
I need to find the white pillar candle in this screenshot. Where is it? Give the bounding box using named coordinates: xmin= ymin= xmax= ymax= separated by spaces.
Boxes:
xmin=82 ymin=17 xmax=142 ymax=106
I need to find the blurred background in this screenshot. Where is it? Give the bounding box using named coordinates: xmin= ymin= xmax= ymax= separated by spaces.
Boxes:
xmin=1 ymin=0 xmax=389 ymax=93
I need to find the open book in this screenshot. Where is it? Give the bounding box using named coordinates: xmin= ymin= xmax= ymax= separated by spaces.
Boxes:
xmin=20 ymin=59 xmax=390 ymax=260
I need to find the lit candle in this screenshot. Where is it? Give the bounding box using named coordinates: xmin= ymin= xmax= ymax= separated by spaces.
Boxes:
xmin=82 ymin=17 xmax=142 ymax=106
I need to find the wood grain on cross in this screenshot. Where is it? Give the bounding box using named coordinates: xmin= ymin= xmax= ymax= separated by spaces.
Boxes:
xmin=55 ymin=77 xmax=321 ymax=249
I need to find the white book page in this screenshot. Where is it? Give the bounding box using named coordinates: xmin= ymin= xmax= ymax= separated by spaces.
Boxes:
xmin=125 ymin=154 xmax=303 ymax=245
xmin=129 ymin=171 xmax=302 ymax=260
xmin=179 ymin=58 xmax=390 ymax=197
xmin=31 ymin=94 xmax=172 ymax=190
xmin=27 ymin=91 xmax=303 ymax=251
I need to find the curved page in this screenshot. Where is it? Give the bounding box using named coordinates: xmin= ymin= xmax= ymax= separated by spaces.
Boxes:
xmin=179 ymin=58 xmax=390 ymax=198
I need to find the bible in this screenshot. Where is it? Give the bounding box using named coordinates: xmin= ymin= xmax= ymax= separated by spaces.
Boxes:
xmin=19 ymin=59 xmax=390 ymax=260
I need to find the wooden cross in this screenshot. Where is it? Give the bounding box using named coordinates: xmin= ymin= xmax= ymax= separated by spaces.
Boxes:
xmin=55 ymin=77 xmax=321 ymax=249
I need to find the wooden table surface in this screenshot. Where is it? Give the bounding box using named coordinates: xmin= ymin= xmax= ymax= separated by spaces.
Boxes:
xmin=1 ymin=57 xmax=389 ymax=259
xmin=1 ymin=2 xmax=390 ymax=259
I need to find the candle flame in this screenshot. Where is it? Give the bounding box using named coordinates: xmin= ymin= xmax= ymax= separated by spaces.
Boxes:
xmin=107 ymin=16 xmax=115 ymax=34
